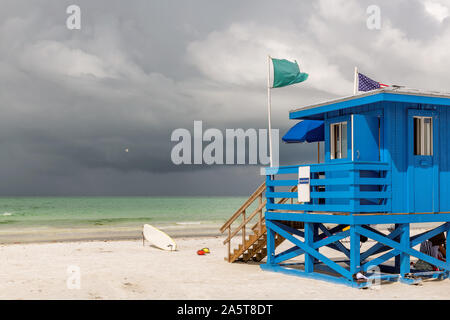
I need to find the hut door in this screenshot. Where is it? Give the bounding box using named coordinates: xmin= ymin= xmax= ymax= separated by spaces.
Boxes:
xmin=352 ymin=114 xmax=380 ymax=161
xmin=407 ymin=110 xmax=439 ymax=213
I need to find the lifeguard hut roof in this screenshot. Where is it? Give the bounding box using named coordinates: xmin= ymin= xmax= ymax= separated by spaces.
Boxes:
xmin=290 ymin=87 xmax=450 ymax=120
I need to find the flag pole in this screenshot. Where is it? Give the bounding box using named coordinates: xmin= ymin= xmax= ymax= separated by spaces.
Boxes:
xmin=267 ymin=55 xmax=273 ymax=167
xmin=353 ymin=66 xmax=358 ymax=95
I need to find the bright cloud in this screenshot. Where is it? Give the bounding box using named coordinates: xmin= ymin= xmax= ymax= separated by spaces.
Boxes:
xmin=424 ymin=0 xmax=450 ymax=22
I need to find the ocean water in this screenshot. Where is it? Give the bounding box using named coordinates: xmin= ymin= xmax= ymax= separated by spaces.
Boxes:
xmin=0 ymin=197 xmax=247 ymax=229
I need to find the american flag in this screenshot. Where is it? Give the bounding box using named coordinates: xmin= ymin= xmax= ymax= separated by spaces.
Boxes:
xmin=358 ymin=72 xmax=389 ymax=92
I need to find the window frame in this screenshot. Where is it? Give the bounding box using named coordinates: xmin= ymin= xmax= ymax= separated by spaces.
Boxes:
xmin=330 ymin=120 xmax=348 ymax=160
xmin=413 ymin=116 xmax=433 ymax=156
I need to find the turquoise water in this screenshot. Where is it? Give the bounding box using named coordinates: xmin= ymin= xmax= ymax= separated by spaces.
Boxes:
xmin=0 ymin=197 xmax=247 ymax=228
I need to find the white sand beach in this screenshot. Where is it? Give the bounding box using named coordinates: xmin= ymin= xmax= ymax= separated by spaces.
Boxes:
xmin=0 ymin=235 xmax=449 ymax=300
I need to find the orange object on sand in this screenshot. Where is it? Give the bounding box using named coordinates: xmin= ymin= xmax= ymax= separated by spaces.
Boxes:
xmin=197 ymin=250 xmax=205 ymax=255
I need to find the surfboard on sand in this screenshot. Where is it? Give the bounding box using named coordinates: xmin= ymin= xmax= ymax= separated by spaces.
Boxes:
xmin=142 ymin=224 xmax=177 ymax=251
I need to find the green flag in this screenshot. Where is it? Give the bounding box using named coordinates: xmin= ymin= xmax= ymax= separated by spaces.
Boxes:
xmin=272 ymin=58 xmax=308 ymax=88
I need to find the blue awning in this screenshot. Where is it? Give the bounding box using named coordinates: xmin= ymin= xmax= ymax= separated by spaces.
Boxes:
xmin=282 ymin=120 xmax=324 ymax=143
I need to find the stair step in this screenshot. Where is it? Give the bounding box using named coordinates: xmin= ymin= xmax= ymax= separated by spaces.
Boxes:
xmin=242 ymin=253 xmax=251 ymax=261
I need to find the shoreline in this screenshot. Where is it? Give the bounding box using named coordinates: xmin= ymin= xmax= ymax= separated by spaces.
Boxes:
xmin=0 ymin=222 xmax=441 ymax=245
xmin=0 ymin=222 xmax=224 ymax=244
xmin=0 ymin=232 xmax=223 ymax=246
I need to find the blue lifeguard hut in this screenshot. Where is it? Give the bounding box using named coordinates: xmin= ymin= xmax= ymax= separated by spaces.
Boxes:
xmin=261 ymin=87 xmax=450 ymax=287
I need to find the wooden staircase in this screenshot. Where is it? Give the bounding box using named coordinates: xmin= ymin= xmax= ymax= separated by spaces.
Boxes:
xmin=220 ymin=182 xmax=302 ymax=263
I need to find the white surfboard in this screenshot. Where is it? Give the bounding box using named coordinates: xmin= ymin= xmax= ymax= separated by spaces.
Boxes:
xmin=143 ymin=224 xmax=177 ymax=251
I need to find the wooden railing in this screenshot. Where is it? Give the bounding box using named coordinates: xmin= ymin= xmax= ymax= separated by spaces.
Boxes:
xmin=265 ymin=161 xmax=391 ymax=214
xmin=220 ymin=182 xmax=298 ymax=262
xmin=220 ymin=182 xmax=266 ymax=262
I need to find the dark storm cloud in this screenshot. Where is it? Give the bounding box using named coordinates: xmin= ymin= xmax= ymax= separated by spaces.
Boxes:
xmin=0 ymin=0 xmax=449 ymax=195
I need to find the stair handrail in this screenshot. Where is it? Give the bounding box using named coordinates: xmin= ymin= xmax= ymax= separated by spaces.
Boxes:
xmin=219 ymin=182 xmax=266 ymax=233
xmin=220 ymin=182 xmax=298 ymax=262
xmin=220 ymin=182 xmax=266 ymax=262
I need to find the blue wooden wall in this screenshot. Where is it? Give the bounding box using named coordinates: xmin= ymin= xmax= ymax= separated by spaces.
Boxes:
xmin=322 ymin=101 xmax=450 ymax=214
xmin=439 ymin=105 xmax=450 ymax=212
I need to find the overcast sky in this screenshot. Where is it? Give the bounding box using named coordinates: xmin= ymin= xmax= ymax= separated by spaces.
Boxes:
xmin=1 ymin=0 xmax=450 ymax=196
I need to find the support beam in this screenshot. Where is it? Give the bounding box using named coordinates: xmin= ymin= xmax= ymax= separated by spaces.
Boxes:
xmin=304 ymin=222 xmax=314 ymax=273
xmin=268 ymin=220 xmax=353 ymax=280
xmin=410 ymin=222 xmax=449 ymax=247
xmin=274 ymin=245 xmax=304 ymax=264
xmin=394 ymin=224 xmax=401 ymax=273
xmin=447 ymin=223 xmax=450 ymax=271
xmin=400 ymin=223 xmax=410 ymax=276
xmin=356 ymin=226 xmax=450 ymax=271
xmin=318 ymin=224 xmax=350 ymax=258
xmin=350 ymin=225 xmax=360 ymax=275
xmin=361 ymin=249 xmax=400 ymax=272
xmin=361 ymin=226 xmax=403 ymax=261
xmin=266 ymin=223 xmax=276 ymax=265
xmin=313 ymin=223 xmax=319 ymax=264
xmin=260 ymin=210 xmax=450 ymax=287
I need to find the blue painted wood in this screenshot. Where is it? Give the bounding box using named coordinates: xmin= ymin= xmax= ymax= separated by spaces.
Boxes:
xmin=265 ymin=185 xmax=275 ymax=266
xmin=440 ymin=107 xmax=449 ymax=212
xmin=408 ymin=270 xmax=449 ymax=280
xmin=350 ymin=226 xmax=360 ymax=275
xmin=271 ymin=223 xmax=346 ymax=264
xmin=289 ymin=92 xmax=450 ymax=120
xmin=265 ymin=211 xmax=353 ymax=224
xmin=258 ymin=91 xmax=450 ymax=287
xmin=260 ymin=264 xmax=355 ymax=287
xmin=313 ymin=229 xmax=350 ymax=250
xmin=290 ymin=92 xmax=386 ymax=119
xmin=394 ymin=223 xmax=401 ymax=273
xmin=266 ymin=226 xmax=275 ymax=265
xmin=352 ymin=213 xmax=450 ymax=224
xmin=265 ymin=211 xmax=450 ymax=226
xmin=266 ymin=203 xmax=353 ymax=212
xmin=266 ymin=191 xmax=391 ymax=199
xmin=267 ymin=220 xmax=353 ymax=279
xmin=304 ymin=222 xmax=314 ymax=273
xmin=266 ymin=180 xmax=298 ymax=186
xmin=356 ymin=226 xmax=450 ymax=271
xmin=265 ymin=161 xmax=389 ymax=214
xmin=360 ymin=227 xmax=403 ymax=261
xmin=356 ymin=177 xmax=389 ymax=185
xmin=361 ymin=249 xmax=400 ymax=272
xmin=264 ymin=162 xmax=389 ymax=175
xmin=407 ymin=109 xmax=439 ymax=213
xmin=274 ymin=245 xmax=304 ymax=264
xmin=282 ymin=96 xmax=450 ymax=215
xmin=410 ymin=222 xmax=449 ymax=247
xmin=353 ymin=114 xmax=380 ymax=161
xmin=318 ymin=224 xmax=350 ymax=258
xmin=447 ymin=223 xmax=450 ymax=271
xmin=400 ymin=223 xmax=410 ymax=276
xmin=266 ymin=175 xmax=274 ymax=205
xmin=266 ymin=177 xmax=389 ymax=187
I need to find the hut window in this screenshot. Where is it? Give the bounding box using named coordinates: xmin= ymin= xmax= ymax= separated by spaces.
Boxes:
xmin=414 ymin=116 xmax=433 ymax=156
xmin=330 ymin=121 xmax=347 ymax=159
